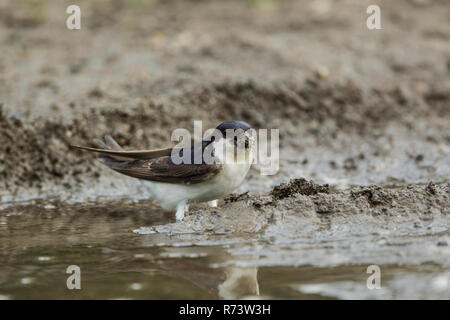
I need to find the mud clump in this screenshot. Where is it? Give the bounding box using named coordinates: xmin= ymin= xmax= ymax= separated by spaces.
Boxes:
xmin=426 ymin=181 xmax=437 ymax=195
xmin=0 ymin=104 xmax=166 ymax=195
xmin=0 ymin=105 xmax=90 ymax=193
xmin=224 ymin=192 xmax=250 ymax=203
xmin=271 ymin=178 xmax=329 ymax=200
xmin=350 ymin=186 xmax=392 ymax=207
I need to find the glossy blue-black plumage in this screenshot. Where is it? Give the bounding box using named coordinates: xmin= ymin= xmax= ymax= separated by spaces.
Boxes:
xmin=216 ymin=120 xmax=251 ymax=134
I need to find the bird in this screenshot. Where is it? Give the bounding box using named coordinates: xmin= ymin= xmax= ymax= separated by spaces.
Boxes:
xmin=71 ymin=120 xmax=255 ymax=221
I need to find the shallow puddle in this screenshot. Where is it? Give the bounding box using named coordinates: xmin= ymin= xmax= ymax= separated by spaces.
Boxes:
xmin=0 ymin=199 xmax=448 ymax=299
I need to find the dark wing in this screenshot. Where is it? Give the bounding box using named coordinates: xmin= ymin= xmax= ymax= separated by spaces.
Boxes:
xmin=100 ymin=156 xmax=222 ymax=184
xmin=71 ymin=136 xmax=172 ymax=160
xmin=71 ymin=145 xmax=173 ymax=160
xmin=72 ymin=136 xmax=221 ymax=184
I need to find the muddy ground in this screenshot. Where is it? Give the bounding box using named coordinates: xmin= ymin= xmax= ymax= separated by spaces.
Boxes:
xmin=0 ymin=0 xmax=449 ymax=299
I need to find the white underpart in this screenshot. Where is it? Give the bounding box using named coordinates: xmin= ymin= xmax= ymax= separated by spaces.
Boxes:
xmin=208 ymin=200 xmax=218 ymax=207
xmin=141 ymin=137 xmax=253 ymax=220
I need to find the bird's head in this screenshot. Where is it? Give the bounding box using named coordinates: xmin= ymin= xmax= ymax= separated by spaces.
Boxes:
xmin=214 ymin=120 xmax=254 ymax=163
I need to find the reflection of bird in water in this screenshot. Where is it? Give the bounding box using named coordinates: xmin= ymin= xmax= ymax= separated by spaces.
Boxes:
xmin=218 ymin=267 xmax=260 ymax=299
xmin=72 ymin=121 xmax=254 ymax=221
xmin=159 ymin=253 xmax=261 ymax=299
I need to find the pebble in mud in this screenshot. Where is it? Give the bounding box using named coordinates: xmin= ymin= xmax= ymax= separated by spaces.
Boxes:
xmin=426 ymin=182 xmax=437 ymax=195
xmin=415 ymin=154 xmax=424 ymax=162
xmin=343 ymin=158 xmax=358 ymax=171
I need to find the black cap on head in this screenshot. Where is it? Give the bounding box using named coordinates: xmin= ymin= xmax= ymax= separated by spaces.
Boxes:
xmin=216 ymin=120 xmax=251 ymax=135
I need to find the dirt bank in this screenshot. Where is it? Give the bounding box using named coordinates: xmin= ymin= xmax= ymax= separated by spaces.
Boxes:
xmin=130 ymin=180 xmax=449 ymax=236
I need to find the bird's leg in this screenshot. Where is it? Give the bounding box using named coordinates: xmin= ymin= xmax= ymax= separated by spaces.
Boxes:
xmin=208 ymin=200 xmax=218 ymax=208
xmin=175 ymin=200 xmax=189 ymax=221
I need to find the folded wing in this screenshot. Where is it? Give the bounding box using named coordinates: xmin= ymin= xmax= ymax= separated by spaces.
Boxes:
xmin=71 ymin=145 xmax=173 ymax=160
xmin=101 ymin=156 xmax=222 ymax=184
xmin=72 ymin=136 xmax=222 ymax=184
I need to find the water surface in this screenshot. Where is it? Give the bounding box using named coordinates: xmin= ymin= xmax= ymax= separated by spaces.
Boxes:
xmin=0 ymin=199 xmax=448 ymax=299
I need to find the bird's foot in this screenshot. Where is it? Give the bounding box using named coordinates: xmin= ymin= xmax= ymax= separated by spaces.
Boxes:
xmin=208 ymin=199 xmax=218 ymax=208
xmin=175 ymin=200 xmax=189 ymax=221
